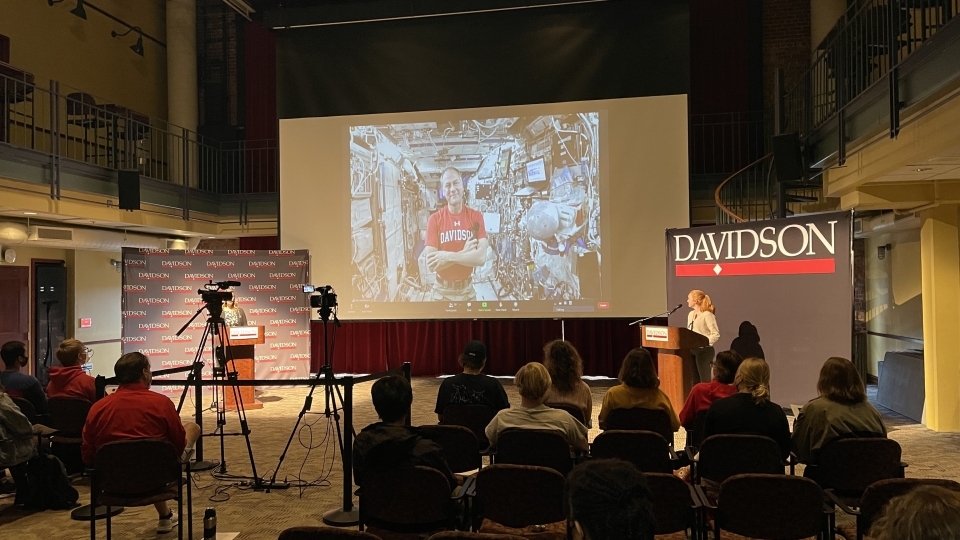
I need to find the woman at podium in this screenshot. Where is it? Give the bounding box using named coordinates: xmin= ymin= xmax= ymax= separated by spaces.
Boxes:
xmin=686 ymin=289 xmax=720 ymax=383
xmin=222 ymin=294 xmax=248 ymax=327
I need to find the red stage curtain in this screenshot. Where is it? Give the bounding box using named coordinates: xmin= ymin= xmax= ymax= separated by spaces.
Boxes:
xmin=312 ymin=318 xmax=650 ymax=377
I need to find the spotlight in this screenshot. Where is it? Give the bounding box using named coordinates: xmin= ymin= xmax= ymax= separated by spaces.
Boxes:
xmin=111 ymin=27 xmax=144 ymax=57
xmin=47 ymin=0 xmax=86 ymax=19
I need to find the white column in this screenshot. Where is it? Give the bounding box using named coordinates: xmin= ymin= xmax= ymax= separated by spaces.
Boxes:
xmin=166 ymin=0 xmax=199 ymax=187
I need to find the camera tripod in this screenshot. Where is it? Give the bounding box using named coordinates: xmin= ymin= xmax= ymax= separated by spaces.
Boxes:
xmin=175 ymin=294 xmax=266 ymax=488
xmin=268 ymin=296 xmax=355 ymax=522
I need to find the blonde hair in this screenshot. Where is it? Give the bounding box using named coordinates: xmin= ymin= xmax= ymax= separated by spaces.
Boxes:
xmin=870 ymin=485 xmax=960 ymax=540
xmin=734 ymin=357 xmax=771 ymax=404
xmin=515 ymin=362 xmax=552 ymax=401
xmin=689 ymin=290 xmax=715 ymax=314
xmin=56 ymin=339 xmax=86 ymax=367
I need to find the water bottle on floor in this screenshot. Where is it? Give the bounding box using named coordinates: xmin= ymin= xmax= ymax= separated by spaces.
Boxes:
xmin=203 ymin=507 xmax=217 ymax=540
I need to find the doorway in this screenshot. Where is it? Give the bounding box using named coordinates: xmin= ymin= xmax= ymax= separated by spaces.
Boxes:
xmin=34 ymin=261 xmax=67 ymax=386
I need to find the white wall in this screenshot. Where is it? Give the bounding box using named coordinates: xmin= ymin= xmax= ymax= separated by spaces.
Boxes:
xmin=69 ymin=250 xmax=123 ymax=377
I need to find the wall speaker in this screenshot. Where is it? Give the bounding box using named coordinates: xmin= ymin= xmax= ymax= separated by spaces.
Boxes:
xmin=118 ymin=170 xmax=141 ymax=210
xmin=772 ymin=132 xmax=804 ymax=181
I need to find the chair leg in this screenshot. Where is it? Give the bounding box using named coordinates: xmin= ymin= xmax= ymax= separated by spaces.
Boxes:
xmin=106 ymin=505 xmax=112 ymax=540
xmin=91 ymin=504 xmax=96 ymax=539
xmin=187 ymin=472 xmax=194 ymax=540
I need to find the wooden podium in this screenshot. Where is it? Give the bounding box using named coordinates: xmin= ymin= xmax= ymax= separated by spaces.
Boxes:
xmin=224 ymin=326 xmax=265 ymax=411
xmin=640 ymin=326 xmax=709 ymax=411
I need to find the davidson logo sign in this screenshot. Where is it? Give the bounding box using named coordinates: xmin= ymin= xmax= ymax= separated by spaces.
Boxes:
xmin=673 ymin=220 xmax=838 ymax=277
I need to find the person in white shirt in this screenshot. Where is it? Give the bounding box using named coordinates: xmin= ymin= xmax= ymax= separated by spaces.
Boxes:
xmin=485 ymin=362 xmax=588 ymax=452
xmin=686 ymin=289 xmax=720 ymax=383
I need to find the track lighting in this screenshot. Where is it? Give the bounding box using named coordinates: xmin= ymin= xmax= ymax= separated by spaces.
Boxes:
xmin=111 ymin=27 xmax=144 ymax=57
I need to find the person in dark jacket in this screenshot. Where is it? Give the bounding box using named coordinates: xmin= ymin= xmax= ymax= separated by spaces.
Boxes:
xmin=353 ymin=375 xmax=456 ymax=489
xmin=729 ymin=321 xmax=765 ymax=360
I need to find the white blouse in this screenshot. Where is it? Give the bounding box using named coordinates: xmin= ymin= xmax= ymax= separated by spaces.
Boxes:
xmin=687 ymin=310 xmax=720 ymax=346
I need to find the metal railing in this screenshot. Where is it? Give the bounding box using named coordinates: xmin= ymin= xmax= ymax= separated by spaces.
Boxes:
xmin=689 ymin=111 xmax=770 ymax=178
xmin=0 ymin=72 xmax=276 ymax=200
xmin=783 ymin=0 xmax=959 ymax=139
xmin=714 ymin=153 xmax=775 ymax=224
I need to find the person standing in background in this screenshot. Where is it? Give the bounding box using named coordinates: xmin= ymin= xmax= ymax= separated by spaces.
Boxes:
xmin=687 ymin=290 xmax=720 ymax=383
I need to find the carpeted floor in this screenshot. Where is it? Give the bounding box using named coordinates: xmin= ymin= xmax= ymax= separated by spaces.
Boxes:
xmin=1 ymin=378 xmax=958 ymax=540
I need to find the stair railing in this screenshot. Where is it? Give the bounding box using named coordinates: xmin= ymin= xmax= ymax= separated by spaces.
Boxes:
xmin=714 ymin=152 xmax=776 ymax=224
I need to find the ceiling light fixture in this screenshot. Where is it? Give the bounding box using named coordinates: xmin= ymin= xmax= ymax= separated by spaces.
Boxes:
xmin=915 ymin=167 xmax=933 ymax=172
xmin=23 ymin=212 xmax=37 ymax=215
xmin=111 ymin=26 xmax=144 ymax=57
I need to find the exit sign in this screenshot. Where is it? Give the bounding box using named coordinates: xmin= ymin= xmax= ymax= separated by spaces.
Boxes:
xmin=79 ymin=318 xmax=92 ymax=328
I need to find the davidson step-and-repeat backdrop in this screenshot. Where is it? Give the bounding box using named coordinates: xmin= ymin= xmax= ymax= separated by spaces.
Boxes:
xmin=666 ymin=211 xmax=853 ymax=406
xmin=121 ymin=248 xmax=312 ymax=397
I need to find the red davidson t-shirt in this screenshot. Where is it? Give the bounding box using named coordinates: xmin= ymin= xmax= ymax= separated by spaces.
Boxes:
xmin=425 ymin=205 xmax=487 ymax=282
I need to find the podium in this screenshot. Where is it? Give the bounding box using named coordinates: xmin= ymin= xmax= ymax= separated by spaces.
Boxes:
xmin=640 ymin=326 xmax=709 ymax=411
xmin=224 ymin=326 xmax=265 ymax=411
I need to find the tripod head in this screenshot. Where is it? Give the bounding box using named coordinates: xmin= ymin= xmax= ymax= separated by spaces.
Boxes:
xmin=199 ymin=280 xmax=241 ymax=320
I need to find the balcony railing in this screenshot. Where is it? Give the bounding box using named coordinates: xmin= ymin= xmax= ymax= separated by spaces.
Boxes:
xmin=0 ymin=70 xmax=276 ymax=207
xmin=782 ymin=0 xmax=959 ymax=143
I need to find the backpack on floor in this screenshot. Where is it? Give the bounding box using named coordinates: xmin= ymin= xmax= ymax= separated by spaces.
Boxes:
xmin=21 ymin=453 xmax=79 ymax=510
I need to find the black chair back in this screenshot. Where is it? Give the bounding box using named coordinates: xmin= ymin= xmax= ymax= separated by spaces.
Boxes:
xmin=11 ymin=396 xmax=38 ymax=424
xmin=697 ymin=434 xmax=783 ymax=484
xmin=94 ymin=439 xmax=181 ymax=498
xmin=441 ymin=404 xmax=497 ymax=449
xmin=48 ymin=397 xmax=92 ymax=437
xmin=591 ymin=430 xmax=673 ymax=473
xmin=495 ymin=428 xmax=573 ymax=475
xmin=428 ymin=532 xmax=527 ymax=540
xmin=716 ymin=474 xmax=825 ymax=540
xmin=474 ymin=464 xmax=565 ymax=529
xmin=646 ymin=472 xmax=701 ymax=536
xmin=418 ymin=424 xmax=482 ymax=473
xmin=817 ymin=438 xmax=903 ymax=493
xmin=686 ymin=409 xmax=709 ymax=450
xmin=544 ymin=402 xmax=586 ymax=425
xmin=360 ymin=466 xmax=456 ymax=533
xmin=604 ymin=408 xmax=674 ymax=443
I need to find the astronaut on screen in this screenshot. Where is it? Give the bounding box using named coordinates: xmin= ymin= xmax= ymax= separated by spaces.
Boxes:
xmin=422 ymin=167 xmax=489 ymax=301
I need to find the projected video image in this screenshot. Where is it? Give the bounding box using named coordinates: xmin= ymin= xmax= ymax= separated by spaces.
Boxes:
xmin=349 ymin=113 xmax=602 ymax=303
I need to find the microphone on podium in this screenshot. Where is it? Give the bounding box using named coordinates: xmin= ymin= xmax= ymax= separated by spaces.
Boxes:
xmin=628 ymin=303 xmax=684 ymax=326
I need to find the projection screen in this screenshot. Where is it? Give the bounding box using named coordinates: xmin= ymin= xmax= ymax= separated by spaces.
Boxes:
xmin=280 ymin=96 xmax=688 ymax=320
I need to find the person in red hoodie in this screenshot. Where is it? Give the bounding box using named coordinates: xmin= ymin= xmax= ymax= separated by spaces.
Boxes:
xmin=46 ymin=339 xmax=97 ymax=402
xmin=679 ymin=349 xmax=742 ymax=433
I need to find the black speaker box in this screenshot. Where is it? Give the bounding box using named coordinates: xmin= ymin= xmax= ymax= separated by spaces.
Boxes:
xmin=118 ymin=170 xmax=141 ymax=210
xmin=772 ymin=132 xmax=804 ymax=181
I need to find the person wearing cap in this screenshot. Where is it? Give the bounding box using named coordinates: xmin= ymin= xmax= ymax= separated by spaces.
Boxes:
xmin=435 ymin=340 xmax=510 ymax=422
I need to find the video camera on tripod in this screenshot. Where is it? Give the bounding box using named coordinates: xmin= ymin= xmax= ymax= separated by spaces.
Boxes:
xmin=303 ymin=284 xmax=337 ymax=321
xmin=198 ymin=280 xmax=241 ymax=317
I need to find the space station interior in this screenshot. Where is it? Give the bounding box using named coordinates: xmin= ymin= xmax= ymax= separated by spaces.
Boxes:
xmin=349 ymin=113 xmax=602 ymax=303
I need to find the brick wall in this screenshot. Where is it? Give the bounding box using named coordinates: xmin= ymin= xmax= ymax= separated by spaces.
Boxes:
xmin=762 ymin=0 xmax=811 ymax=121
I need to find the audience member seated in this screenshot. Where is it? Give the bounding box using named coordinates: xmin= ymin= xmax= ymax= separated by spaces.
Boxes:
xmin=486 ymin=362 xmax=588 ymax=452
xmin=792 ymin=356 xmax=885 ymax=465
xmin=678 ymin=350 xmax=742 ymax=430
xmin=702 ymin=357 xmax=790 ymax=458
xmin=46 ymin=339 xmax=97 ymax=402
xmin=0 ymin=382 xmax=41 ymax=505
xmin=354 ymin=375 xmax=456 ymax=489
xmin=566 ymin=459 xmax=655 ymax=540
xmin=729 ymin=321 xmax=764 ymax=360
xmin=869 ymin=485 xmax=960 ymax=540
xmin=598 ymin=348 xmax=680 ymax=432
xmin=435 ymin=340 xmax=509 ymax=422
xmin=81 ymin=352 xmax=200 ymax=534
xmin=542 ymin=340 xmax=593 ymax=428
xmin=0 ymin=341 xmax=48 ymax=415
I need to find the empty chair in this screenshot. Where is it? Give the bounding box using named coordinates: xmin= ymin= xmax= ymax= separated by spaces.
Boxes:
xmin=47 ymin=397 xmax=92 ymax=474
xmin=359 ymin=466 xmax=462 ymax=535
xmin=418 ymin=424 xmax=482 ymax=474
xmin=646 ymin=472 xmax=704 ymax=540
xmin=441 ymin=404 xmax=497 ymax=449
xmin=278 ymin=527 xmax=382 ymax=540
xmin=695 ymin=434 xmax=784 ymax=487
xmin=544 ymin=402 xmax=586 ymax=425
xmin=603 ymin=407 xmax=675 ymax=444
xmin=707 ymin=474 xmax=831 ymax=540
xmin=90 ymin=439 xmax=192 ymax=540
xmin=590 ymin=430 xmax=678 ymax=473
xmin=493 ymin=428 xmax=574 ymax=476
xmin=473 ymin=464 xmax=565 ymax=535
